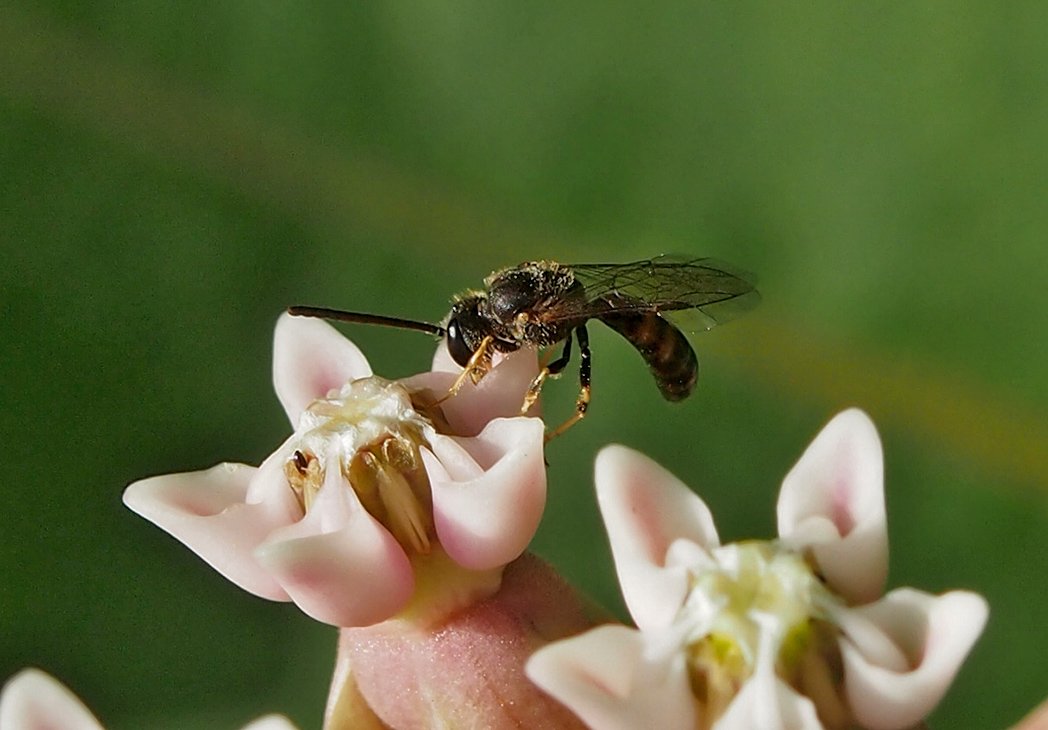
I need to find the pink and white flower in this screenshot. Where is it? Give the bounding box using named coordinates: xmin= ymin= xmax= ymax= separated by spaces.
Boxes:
xmin=124 ymin=313 xmax=547 ymax=627
xmin=527 ymin=409 xmax=989 ymax=730
xmin=0 ymin=669 xmax=297 ymax=730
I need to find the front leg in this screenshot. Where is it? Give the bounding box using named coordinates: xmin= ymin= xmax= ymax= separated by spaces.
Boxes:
xmin=439 ymin=335 xmax=494 ymax=403
xmin=546 ymin=325 xmax=591 ymax=440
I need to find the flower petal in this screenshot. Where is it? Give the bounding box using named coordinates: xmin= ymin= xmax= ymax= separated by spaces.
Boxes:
xmin=777 ymin=409 xmax=887 ymax=604
xmin=272 ymin=312 xmax=373 ymax=427
xmin=254 ymin=464 xmax=414 ymax=626
xmin=837 ymin=588 xmax=989 ymax=730
xmin=240 ymin=716 xmax=300 ymax=730
xmin=527 ymin=624 xmax=696 ymax=730
xmin=123 ymin=462 xmax=295 ymax=600
xmin=425 ymin=418 xmax=546 ymax=570
xmin=0 ymin=669 xmax=103 ymax=730
xmin=403 ymin=345 xmax=540 ymax=436
xmin=595 ymin=445 xmax=720 ymax=630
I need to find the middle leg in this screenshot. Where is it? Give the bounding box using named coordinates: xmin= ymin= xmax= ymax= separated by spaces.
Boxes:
xmin=520 ymin=333 xmax=573 ymax=414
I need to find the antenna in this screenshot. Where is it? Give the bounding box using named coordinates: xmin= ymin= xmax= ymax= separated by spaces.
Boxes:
xmin=287 ymin=306 xmax=446 ymax=337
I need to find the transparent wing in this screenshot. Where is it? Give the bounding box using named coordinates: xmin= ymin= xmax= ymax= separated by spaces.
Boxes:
xmin=550 ymin=255 xmax=760 ymax=332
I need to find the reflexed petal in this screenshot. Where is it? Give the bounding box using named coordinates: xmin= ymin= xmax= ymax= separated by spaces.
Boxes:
xmin=272 ymin=312 xmax=373 ymax=426
xmin=777 ymin=409 xmax=887 ymax=604
xmin=831 ymin=606 xmax=908 ymax=673
xmin=595 ymin=445 xmax=719 ymax=630
xmin=0 ymin=669 xmax=103 ymax=730
xmin=123 ymin=463 xmax=293 ymax=601
xmin=255 ymin=465 xmax=414 ymax=626
xmin=838 ymin=589 xmax=989 ymax=730
xmin=425 ymin=418 xmax=546 ymax=570
xmin=527 ymin=624 xmax=696 ymax=730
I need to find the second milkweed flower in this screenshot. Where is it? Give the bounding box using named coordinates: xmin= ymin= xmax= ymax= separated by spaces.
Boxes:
xmin=528 ymin=409 xmax=988 ymax=730
xmin=124 ymin=313 xmax=547 ymax=627
xmin=0 ymin=669 xmax=297 ymax=730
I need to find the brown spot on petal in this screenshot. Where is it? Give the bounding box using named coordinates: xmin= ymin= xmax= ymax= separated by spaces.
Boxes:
xmin=284 ymin=449 xmax=322 ymax=511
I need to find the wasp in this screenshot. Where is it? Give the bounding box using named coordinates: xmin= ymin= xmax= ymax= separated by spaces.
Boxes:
xmin=289 ymin=256 xmax=758 ymax=438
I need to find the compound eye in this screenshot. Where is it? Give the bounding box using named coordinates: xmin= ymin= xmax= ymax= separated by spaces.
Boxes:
xmin=445 ymin=317 xmax=474 ymax=367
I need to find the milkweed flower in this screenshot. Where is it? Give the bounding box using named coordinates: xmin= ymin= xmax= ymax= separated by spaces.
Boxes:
xmin=0 ymin=669 xmax=297 ymax=730
xmin=527 ymin=409 xmax=988 ymax=730
xmin=123 ymin=313 xmax=594 ymax=728
xmin=124 ymin=313 xmax=547 ymax=627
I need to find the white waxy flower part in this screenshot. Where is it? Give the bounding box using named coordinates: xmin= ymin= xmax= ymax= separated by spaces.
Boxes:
xmin=673 ymin=541 xmax=839 ymax=724
xmin=280 ymin=375 xmax=437 ymax=553
xmin=124 ymin=313 xmax=546 ymax=627
xmin=528 ymin=409 xmax=988 ymax=730
xmin=0 ymin=669 xmax=103 ymax=730
xmin=0 ymin=669 xmax=298 ymax=730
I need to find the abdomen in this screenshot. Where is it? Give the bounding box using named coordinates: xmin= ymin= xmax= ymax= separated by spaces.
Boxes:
xmin=600 ymin=312 xmax=698 ymax=401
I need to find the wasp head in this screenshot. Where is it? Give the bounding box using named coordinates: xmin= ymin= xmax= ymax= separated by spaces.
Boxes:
xmin=443 ymin=294 xmax=491 ymax=367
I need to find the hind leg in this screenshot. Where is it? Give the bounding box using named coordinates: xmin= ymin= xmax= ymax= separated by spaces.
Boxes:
xmin=546 ymin=325 xmax=590 ymax=440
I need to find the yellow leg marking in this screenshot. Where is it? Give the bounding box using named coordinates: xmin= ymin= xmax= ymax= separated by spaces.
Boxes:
xmin=520 ymin=366 xmax=550 ymax=414
xmin=545 ymin=383 xmax=590 ymax=441
xmin=437 ymin=336 xmax=493 ymax=404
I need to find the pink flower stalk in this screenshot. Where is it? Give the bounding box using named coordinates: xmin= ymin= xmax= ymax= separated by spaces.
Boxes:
xmin=528 ymin=409 xmax=989 ymax=730
xmin=0 ymin=669 xmax=296 ymax=730
xmin=325 ymin=554 xmax=595 ymax=729
xmin=124 ymin=313 xmax=547 ymax=627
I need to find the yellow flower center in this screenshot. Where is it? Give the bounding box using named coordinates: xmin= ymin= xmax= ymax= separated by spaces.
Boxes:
xmin=679 ymin=541 xmax=851 ymax=729
xmin=283 ymin=376 xmax=439 ymax=554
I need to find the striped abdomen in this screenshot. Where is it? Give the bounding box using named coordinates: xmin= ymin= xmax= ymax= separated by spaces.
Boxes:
xmin=600 ymin=311 xmax=698 ymax=401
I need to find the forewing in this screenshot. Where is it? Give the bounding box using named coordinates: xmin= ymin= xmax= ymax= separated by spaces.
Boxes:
xmin=556 ymin=256 xmax=760 ymax=332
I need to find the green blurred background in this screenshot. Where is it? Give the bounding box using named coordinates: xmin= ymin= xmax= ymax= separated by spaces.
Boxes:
xmin=2 ymin=3 xmax=1046 ymax=728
